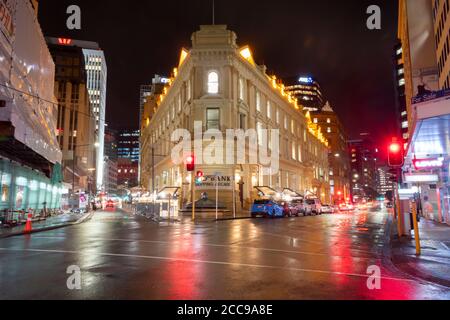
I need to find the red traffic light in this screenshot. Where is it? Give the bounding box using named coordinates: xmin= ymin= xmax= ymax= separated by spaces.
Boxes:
xmin=196 ymin=171 xmax=204 ymax=178
xmin=388 ymin=140 xmax=404 ymax=167
xmin=389 ymin=143 xmax=401 ymax=153
xmin=186 ymin=155 xmax=195 ymax=172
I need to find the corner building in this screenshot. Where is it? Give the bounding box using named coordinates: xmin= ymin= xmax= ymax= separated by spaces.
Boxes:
xmin=141 ymin=25 xmax=330 ymax=212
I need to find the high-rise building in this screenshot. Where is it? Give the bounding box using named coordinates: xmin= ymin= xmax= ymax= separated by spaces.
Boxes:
xmin=398 ymin=0 xmax=450 ymax=225
xmin=82 ymin=46 xmax=107 ymax=192
xmin=376 ymin=166 xmax=395 ymax=197
xmin=311 ymin=102 xmax=351 ymax=204
xmin=46 ymin=38 xmax=97 ymax=196
xmin=103 ymin=127 xmax=118 ymax=194
xmin=284 ymin=76 xmax=325 ymax=112
xmin=433 ymin=0 xmax=450 ymax=88
xmin=348 ymin=134 xmax=379 ymax=202
xmin=44 ymin=38 xmax=107 ymax=192
xmin=118 ymin=130 xmax=140 ymax=163
xmin=139 ymin=84 xmax=152 ymax=128
xmin=0 ymin=0 xmax=63 ymax=211
xmin=397 ymin=0 xmax=440 ymax=147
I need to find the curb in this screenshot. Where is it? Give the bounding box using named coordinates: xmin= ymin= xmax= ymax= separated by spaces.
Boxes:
xmin=0 ymin=212 xmax=94 ymax=239
xmin=387 ymin=216 xmax=450 ymax=289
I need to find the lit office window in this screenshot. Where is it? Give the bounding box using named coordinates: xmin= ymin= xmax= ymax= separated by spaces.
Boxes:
xmin=207 ymin=71 xmax=219 ymax=94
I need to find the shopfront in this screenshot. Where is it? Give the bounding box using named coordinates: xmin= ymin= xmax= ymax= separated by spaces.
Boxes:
xmin=0 ymin=159 xmax=63 ymax=211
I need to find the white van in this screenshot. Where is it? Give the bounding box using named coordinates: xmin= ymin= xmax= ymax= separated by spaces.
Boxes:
xmin=305 ymin=198 xmax=322 ymax=215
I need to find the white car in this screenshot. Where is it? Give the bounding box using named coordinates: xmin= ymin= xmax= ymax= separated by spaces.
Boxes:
xmin=305 ymin=199 xmax=322 ymax=215
xmin=320 ymin=205 xmax=334 ymax=214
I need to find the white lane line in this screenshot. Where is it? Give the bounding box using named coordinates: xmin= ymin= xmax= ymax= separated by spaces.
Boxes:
xmin=0 ymin=247 xmax=414 ymax=283
xmin=30 ymin=236 xmax=378 ymax=261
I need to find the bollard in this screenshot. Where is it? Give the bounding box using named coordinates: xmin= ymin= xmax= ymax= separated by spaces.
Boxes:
xmin=411 ymin=201 xmax=421 ymax=256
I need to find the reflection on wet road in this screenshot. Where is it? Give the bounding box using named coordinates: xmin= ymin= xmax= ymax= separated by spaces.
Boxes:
xmin=0 ymin=209 xmax=448 ymax=299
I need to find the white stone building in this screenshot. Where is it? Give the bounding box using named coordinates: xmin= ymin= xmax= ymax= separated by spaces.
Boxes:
xmin=141 ymin=25 xmax=330 ymax=212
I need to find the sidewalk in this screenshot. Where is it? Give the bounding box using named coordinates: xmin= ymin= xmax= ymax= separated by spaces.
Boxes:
xmin=0 ymin=211 xmax=93 ymax=238
xmin=391 ymin=219 xmax=450 ymax=288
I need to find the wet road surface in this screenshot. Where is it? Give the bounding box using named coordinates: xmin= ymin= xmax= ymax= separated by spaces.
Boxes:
xmin=0 ymin=208 xmax=449 ymax=300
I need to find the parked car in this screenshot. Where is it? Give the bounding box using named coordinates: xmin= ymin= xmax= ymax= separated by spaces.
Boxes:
xmin=251 ymin=199 xmax=284 ymax=218
xmin=305 ymin=199 xmax=322 ymax=215
xmin=290 ymin=199 xmax=306 ymax=216
xmin=320 ymin=205 xmax=334 ymax=214
xmin=339 ymin=203 xmax=355 ymax=212
xmin=281 ymin=201 xmax=302 ymax=217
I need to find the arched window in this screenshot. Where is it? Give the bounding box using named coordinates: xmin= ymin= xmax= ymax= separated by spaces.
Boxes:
xmin=207 ymin=71 xmax=219 ymax=94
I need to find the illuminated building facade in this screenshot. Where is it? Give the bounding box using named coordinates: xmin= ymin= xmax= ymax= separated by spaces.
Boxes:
xmin=0 ymin=1 xmax=63 ymax=211
xmin=376 ymin=166 xmax=395 ymax=197
xmin=348 ymin=134 xmax=379 ymax=202
xmin=399 ymin=0 xmax=450 ymax=225
xmin=140 ymin=25 xmax=330 ymax=212
xmin=311 ymin=102 xmax=351 ymax=204
xmin=284 ymin=76 xmax=325 ymax=112
xmin=46 ymin=38 xmax=97 ymax=196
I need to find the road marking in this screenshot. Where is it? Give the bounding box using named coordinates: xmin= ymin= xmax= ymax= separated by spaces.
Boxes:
xmin=30 ymin=235 xmax=379 ymax=260
xmin=0 ymin=247 xmax=415 ymax=283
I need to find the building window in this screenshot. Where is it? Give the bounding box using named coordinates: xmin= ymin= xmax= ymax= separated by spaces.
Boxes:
xmin=291 ymin=120 xmax=295 ymax=134
xmin=256 ymin=91 xmax=261 ymax=112
xmin=276 ymin=108 xmax=280 ymax=124
xmin=206 ymin=108 xmax=220 ymax=130
xmin=267 ymin=100 xmax=271 ymax=118
xmin=298 ymin=145 xmax=302 ymax=162
xmin=313 ymin=118 xmax=318 ymax=124
xmin=284 ymin=115 xmax=288 ymax=130
xmin=239 ymin=77 xmax=245 ymax=101
xmin=187 ymin=79 xmax=192 ymax=101
xmin=239 ymin=113 xmax=246 ymax=130
xmin=327 ymin=118 xmax=331 ymax=124
xmin=292 ymin=142 xmax=297 ymax=160
xmin=257 ymin=122 xmax=264 ymax=146
xmin=207 ymin=71 xmax=219 ymax=94
xmin=327 ymin=127 xmax=331 ymax=133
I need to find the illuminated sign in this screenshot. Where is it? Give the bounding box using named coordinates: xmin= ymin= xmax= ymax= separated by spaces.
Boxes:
xmin=298 ymin=77 xmax=314 ymax=84
xmin=404 ymin=174 xmax=439 ymax=183
xmin=413 ymin=157 xmax=444 ymax=170
xmin=58 ymin=38 xmax=73 ymax=45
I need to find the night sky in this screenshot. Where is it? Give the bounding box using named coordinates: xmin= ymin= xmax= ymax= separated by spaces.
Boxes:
xmin=39 ymin=0 xmax=398 ymax=143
